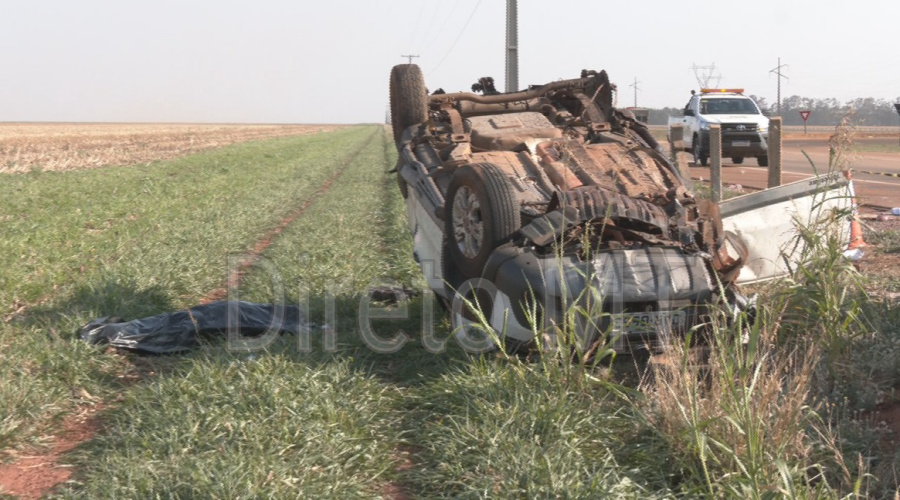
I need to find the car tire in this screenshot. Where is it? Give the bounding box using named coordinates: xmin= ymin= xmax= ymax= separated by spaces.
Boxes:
xmin=445 ymin=163 xmax=521 ymax=279
xmin=693 ymin=136 xmax=708 ymax=167
xmin=389 ymin=64 xmax=428 ymax=150
xmin=757 ymin=155 xmax=769 ymax=167
xmin=731 ymin=156 xmax=744 ymax=164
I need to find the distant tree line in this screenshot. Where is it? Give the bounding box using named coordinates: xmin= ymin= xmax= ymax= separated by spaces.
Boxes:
xmin=645 ymin=95 xmax=900 ymax=127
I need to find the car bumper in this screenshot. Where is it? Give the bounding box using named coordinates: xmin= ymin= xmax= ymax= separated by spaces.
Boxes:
xmin=468 ymin=244 xmax=718 ymax=352
xmin=699 ymin=129 xmax=768 ymax=157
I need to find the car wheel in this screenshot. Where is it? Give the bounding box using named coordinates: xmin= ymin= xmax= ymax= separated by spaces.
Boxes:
xmin=693 ymin=136 xmax=708 ymax=167
xmin=731 ymin=156 xmax=744 ymax=164
xmin=445 ymin=163 xmax=521 ymax=279
xmin=757 ymin=155 xmax=769 ymax=167
xmin=389 ymin=64 xmax=428 ymax=150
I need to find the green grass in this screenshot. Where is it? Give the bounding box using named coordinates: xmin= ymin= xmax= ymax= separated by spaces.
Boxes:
xmin=851 ymin=141 xmax=900 ymax=154
xmin=401 ymin=360 xmax=671 ymax=498
xmin=61 ymin=349 xmax=405 ymax=498
xmin=690 ymin=180 xmax=746 ymax=200
xmin=867 ymin=227 xmax=900 ymax=253
xmin=2 ymin=124 xmax=899 ymax=498
xmin=0 ymin=126 xmax=375 ymax=453
xmin=0 ymin=127 xmax=373 ymax=311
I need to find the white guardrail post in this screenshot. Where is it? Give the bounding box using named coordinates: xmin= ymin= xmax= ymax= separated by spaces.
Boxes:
xmin=667 ymin=123 xmax=694 ymax=182
xmin=767 ymin=117 xmax=782 ymax=188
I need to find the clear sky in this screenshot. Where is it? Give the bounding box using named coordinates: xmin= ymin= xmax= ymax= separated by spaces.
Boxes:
xmin=1 ymin=0 xmax=898 ymax=123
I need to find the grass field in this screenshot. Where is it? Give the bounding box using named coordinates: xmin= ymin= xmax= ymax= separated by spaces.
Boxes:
xmin=2 ymin=125 xmax=899 ymax=498
xmin=0 ymin=123 xmax=344 ymax=174
xmin=850 ymin=141 xmax=900 ymax=154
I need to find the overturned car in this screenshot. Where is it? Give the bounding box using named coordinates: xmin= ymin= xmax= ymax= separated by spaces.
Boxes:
xmin=389 ymin=64 xmax=850 ymax=352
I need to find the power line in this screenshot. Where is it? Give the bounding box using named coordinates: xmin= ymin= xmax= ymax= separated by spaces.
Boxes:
xmin=421 ymin=0 xmax=461 ymax=54
xmin=406 ymin=2 xmax=426 ymax=52
xmin=415 ymin=2 xmax=442 ymax=52
xmin=628 ymin=77 xmax=641 ymax=107
xmin=401 ymin=54 xmax=420 ymax=65
xmin=429 ymin=0 xmax=483 ymax=74
xmin=769 ymin=57 xmax=789 ymax=115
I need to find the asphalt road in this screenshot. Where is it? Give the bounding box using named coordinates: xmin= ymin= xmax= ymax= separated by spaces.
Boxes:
xmin=684 ymin=136 xmax=900 ymax=209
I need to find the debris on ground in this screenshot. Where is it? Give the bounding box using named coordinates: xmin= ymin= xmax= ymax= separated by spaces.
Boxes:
xmin=78 ymin=301 xmax=306 ymax=354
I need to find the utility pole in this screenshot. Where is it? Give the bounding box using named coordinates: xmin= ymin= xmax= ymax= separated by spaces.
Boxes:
xmin=505 ymin=0 xmax=518 ymax=92
xmin=769 ymin=58 xmax=789 ymax=115
xmin=400 ymin=54 xmax=419 ymax=65
xmin=628 ymin=77 xmax=641 ymax=107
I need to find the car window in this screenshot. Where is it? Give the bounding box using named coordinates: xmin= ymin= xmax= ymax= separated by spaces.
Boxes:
xmin=699 ymin=98 xmax=759 ymax=115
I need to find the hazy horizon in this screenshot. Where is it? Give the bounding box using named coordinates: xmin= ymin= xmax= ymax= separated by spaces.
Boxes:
xmin=2 ymin=0 xmax=898 ymax=124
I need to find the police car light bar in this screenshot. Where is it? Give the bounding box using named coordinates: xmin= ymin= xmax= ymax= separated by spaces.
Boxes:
xmin=700 ymin=88 xmax=745 ymax=94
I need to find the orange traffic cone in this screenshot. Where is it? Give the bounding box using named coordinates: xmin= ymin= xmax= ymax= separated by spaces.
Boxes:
xmin=844 ymin=169 xmax=867 ymax=250
xmin=848 ymin=220 xmax=867 ymax=249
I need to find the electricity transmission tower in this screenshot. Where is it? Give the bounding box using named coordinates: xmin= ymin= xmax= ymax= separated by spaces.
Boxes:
xmin=769 ymin=58 xmax=789 ymax=115
xmin=628 ymin=77 xmax=641 ymax=107
xmin=400 ymin=54 xmax=420 ymax=65
xmin=691 ymin=63 xmax=722 ymax=89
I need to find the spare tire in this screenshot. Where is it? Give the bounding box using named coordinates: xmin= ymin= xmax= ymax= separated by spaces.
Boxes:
xmin=389 ymin=64 xmax=428 ymax=149
xmin=445 ymin=163 xmax=521 ymax=278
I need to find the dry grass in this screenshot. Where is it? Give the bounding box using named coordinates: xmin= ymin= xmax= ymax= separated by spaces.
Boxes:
xmin=642 ymin=324 xmax=830 ymax=496
xmin=0 ymin=122 xmax=346 ymax=173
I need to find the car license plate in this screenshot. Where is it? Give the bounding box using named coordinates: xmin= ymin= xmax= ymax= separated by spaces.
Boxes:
xmin=612 ymin=310 xmax=687 ymax=334
xmin=732 ymin=140 xmax=751 ymax=147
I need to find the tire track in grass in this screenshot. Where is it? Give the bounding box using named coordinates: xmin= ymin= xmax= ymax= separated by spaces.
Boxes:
xmin=0 ymin=128 xmax=382 ymax=500
xmin=2 ymin=128 xmax=372 ymax=323
xmin=66 ymin=129 xmax=407 ymax=498
xmin=372 ymin=128 xmax=417 ymax=500
xmin=231 ymin=126 xmax=420 ymax=499
xmin=200 ymin=126 xmax=379 ymax=303
xmin=0 ymin=404 xmax=104 ymax=500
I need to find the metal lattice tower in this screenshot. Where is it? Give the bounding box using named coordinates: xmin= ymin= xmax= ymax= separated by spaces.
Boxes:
xmin=769 ymin=58 xmax=789 ymax=115
xmin=691 ymin=63 xmax=722 ymax=89
xmin=629 ymin=77 xmax=641 ymax=107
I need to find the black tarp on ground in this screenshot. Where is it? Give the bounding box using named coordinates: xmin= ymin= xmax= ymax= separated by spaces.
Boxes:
xmin=78 ymin=301 xmax=305 ymax=354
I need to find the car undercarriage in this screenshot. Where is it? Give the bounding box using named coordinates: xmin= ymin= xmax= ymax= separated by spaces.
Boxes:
xmin=388 ymin=64 xmax=845 ymax=352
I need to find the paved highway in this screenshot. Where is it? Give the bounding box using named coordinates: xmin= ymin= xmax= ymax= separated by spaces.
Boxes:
xmin=684 ymin=136 xmax=900 ymax=208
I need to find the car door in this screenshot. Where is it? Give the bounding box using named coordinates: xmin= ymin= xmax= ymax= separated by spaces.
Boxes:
xmin=718 ymin=172 xmax=852 ymax=284
xmin=682 ymin=96 xmax=697 ymax=148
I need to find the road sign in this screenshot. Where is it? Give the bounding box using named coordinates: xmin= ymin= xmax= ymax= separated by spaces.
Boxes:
xmin=799 ymin=110 xmax=811 ymax=134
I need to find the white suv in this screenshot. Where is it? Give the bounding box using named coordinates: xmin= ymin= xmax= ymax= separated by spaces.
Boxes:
xmin=668 ymin=89 xmax=770 ymax=167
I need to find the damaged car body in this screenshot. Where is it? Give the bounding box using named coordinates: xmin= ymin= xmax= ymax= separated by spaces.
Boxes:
xmin=389 ymin=64 xmax=850 ymax=352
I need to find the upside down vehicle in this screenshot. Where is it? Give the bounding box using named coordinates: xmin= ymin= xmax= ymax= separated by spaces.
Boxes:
xmin=389 ymin=64 xmax=853 ymax=352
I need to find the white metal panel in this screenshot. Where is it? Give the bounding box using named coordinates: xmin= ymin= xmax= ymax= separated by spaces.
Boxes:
xmin=719 ymin=172 xmax=852 ymax=284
